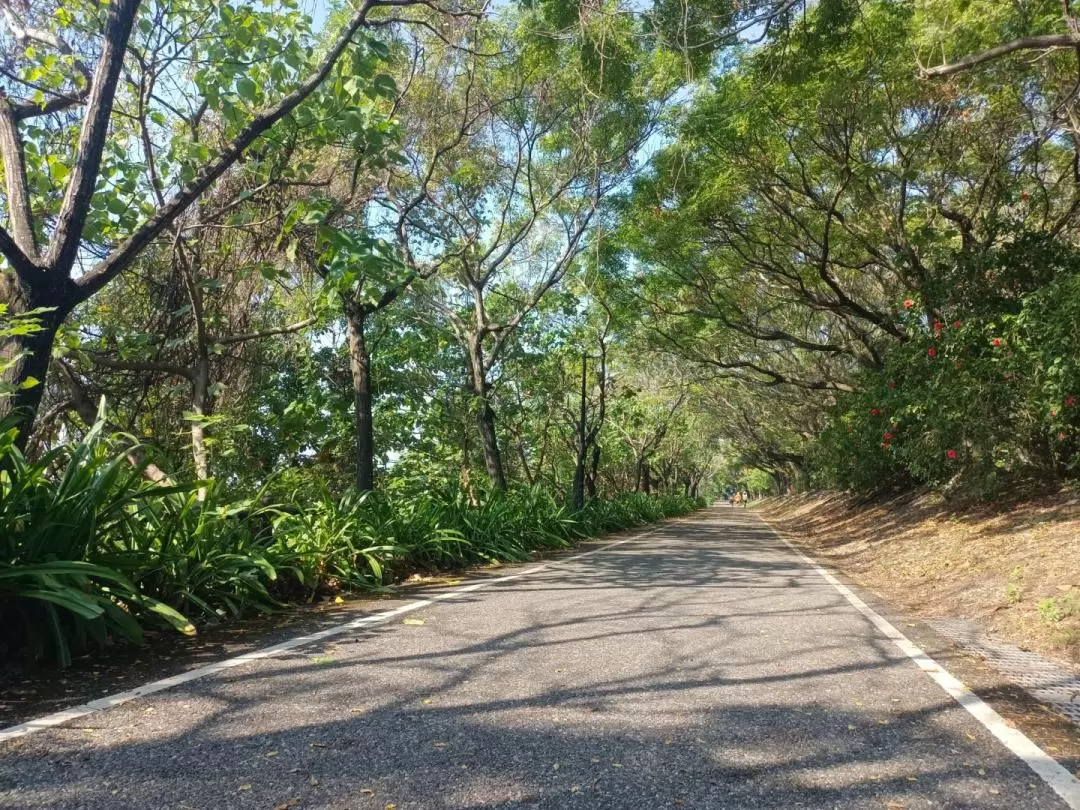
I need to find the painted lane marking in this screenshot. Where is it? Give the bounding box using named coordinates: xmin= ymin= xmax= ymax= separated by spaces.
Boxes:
xmin=762 ymin=517 xmax=1080 ymax=810
xmin=0 ymin=520 xmax=680 ymax=744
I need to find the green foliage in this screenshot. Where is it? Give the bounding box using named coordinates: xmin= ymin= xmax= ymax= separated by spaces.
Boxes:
xmin=0 ymin=414 xmax=194 ymax=667
xmin=813 ymin=238 xmax=1080 ymax=495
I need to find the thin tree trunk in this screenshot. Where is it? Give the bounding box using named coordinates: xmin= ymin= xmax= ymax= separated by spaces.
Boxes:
xmin=461 ymin=422 xmax=478 ymax=505
xmin=586 ymin=441 xmax=600 ymax=498
xmin=572 ymin=352 xmax=587 ymax=510
xmin=189 ymin=358 xmax=210 ymax=499
xmin=515 ymin=431 xmax=535 ymax=485
xmin=634 ymin=454 xmax=644 ymax=492
xmin=346 ymin=303 xmax=375 ymax=491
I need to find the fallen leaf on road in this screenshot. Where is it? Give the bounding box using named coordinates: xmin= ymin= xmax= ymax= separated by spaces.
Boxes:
xmin=309 ymin=775 xmax=320 ymax=787
xmin=310 ymin=742 xmax=327 ymax=749
xmin=403 ymin=618 xmax=425 ymax=626
xmin=265 ymin=750 xmax=279 ymax=757
xmin=238 ymin=784 xmax=252 ymax=791
xmin=360 ymin=788 xmax=375 ymax=796
xmin=848 ymin=724 xmax=857 ymax=730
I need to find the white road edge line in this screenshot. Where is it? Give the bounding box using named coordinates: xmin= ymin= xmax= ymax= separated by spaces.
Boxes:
xmin=764 ymin=518 xmax=1080 ymax=810
xmin=0 ymin=518 xmax=683 ymax=745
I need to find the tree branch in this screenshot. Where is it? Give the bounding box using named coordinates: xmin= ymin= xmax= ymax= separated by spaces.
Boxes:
xmin=46 ymin=0 xmax=142 ymax=274
xmin=212 ymin=316 xmax=317 ymax=346
xmin=920 ymin=34 xmax=1080 ymax=78
xmin=74 ymin=0 xmax=379 ymax=301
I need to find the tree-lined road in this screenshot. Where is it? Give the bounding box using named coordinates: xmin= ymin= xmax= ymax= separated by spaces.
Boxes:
xmin=1 ymin=509 xmax=1071 ymax=809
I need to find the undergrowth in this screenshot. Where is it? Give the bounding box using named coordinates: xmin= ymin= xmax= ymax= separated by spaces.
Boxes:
xmin=0 ymin=418 xmax=703 ymax=667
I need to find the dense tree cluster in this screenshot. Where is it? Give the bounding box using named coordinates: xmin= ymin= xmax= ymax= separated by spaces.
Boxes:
xmin=627 ymin=0 xmax=1080 ymax=496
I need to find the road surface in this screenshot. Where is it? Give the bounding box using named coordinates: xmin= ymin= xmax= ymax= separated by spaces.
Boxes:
xmin=1 ymin=508 xmax=1073 ymax=809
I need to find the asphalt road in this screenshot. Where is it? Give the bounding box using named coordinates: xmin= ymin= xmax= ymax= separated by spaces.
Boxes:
xmin=0 ymin=508 xmax=1072 ymax=809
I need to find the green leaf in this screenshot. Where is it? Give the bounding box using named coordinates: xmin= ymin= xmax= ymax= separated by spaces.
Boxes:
xmin=237 ymin=77 xmax=257 ymax=103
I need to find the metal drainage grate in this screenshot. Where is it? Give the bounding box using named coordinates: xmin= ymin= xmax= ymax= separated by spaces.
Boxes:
xmin=929 ymin=618 xmax=1080 ymax=725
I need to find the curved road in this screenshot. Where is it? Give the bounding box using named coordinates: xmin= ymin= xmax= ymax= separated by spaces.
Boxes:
xmin=1 ymin=508 xmax=1075 ymax=809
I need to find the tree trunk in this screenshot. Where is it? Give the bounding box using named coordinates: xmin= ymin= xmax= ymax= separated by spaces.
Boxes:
xmin=633 ymin=453 xmax=646 ymax=493
xmin=476 ymin=397 xmax=506 ymax=490
xmin=586 ymin=441 xmax=600 ymax=498
xmin=466 ymin=337 xmax=506 ymax=490
xmin=346 ymin=303 xmax=375 ymax=492
xmin=515 ymin=432 xmax=535 ymax=485
xmin=572 ymin=352 xmax=587 ymax=510
xmin=0 ymin=277 xmax=67 ymax=448
xmin=189 ymin=358 xmax=210 ymax=499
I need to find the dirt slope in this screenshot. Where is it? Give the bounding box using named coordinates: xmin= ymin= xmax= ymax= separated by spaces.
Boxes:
xmin=758 ymin=490 xmax=1080 ymax=664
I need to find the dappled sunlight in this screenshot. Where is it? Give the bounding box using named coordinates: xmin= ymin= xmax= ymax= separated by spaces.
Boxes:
xmin=2 ymin=510 xmax=1060 ymax=808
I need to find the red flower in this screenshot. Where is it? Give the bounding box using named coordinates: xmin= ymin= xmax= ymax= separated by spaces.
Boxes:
xmin=887 ymin=382 xmax=896 ymax=389
xmin=870 ymin=408 xmax=881 ymax=416
xmin=933 ymin=321 xmax=944 ymax=332
xmin=927 ymin=347 xmax=937 ymax=357
xmin=946 ymin=449 xmax=958 ymax=460
xmin=1067 ymin=396 xmax=1077 ymax=407
xmin=881 ymin=442 xmax=891 ymax=449
xmin=1021 ymin=192 xmax=1031 ymax=201
xmin=903 ymin=299 xmax=915 ymax=309
xmin=953 ymin=320 xmax=962 ymax=329
xmin=884 ymin=433 xmax=893 ymax=440
xmin=992 ymin=338 xmax=1002 ymax=347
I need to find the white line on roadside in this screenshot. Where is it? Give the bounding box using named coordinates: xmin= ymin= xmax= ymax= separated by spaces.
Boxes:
xmin=0 ymin=520 xmax=680 ymax=745
xmin=765 ymin=519 xmax=1080 ymax=810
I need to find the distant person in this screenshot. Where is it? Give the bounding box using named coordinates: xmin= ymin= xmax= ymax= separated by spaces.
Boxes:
xmin=733 ymin=491 xmax=743 ymax=507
